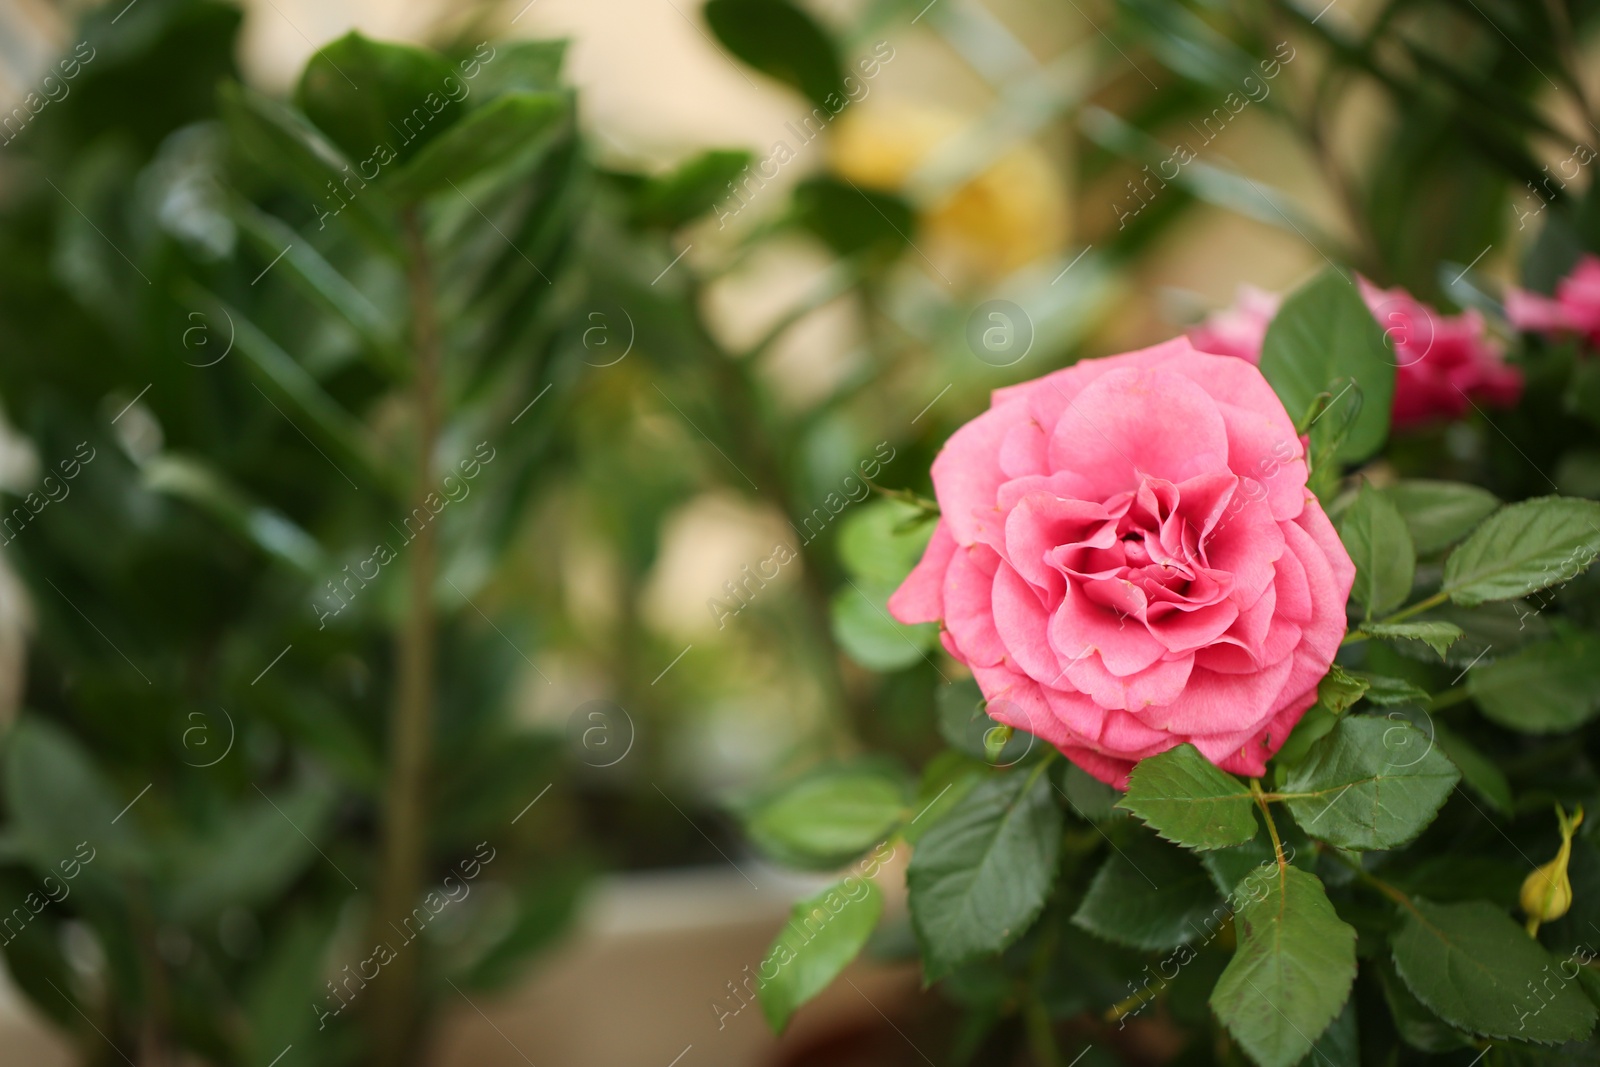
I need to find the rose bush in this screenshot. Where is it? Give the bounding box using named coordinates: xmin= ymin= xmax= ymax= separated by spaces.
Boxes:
xmin=1189 ymin=279 xmax=1522 ymax=427
xmin=887 ymin=337 xmax=1354 ymax=787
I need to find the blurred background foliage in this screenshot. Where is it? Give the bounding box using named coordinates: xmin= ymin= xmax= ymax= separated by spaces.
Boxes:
xmin=0 ymin=0 xmax=1597 ymax=1064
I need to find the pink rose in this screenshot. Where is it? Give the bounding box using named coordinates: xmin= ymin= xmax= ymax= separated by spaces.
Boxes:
xmin=1189 ymin=279 xmax=1522 ymax=429
xmin=1506 ymin=254 xmax=1600 ymax=350
xmin=889 ymin=338 xmax=1354 ymax=788
xmin=1185 ymin=285 xmax=1280 ymax=362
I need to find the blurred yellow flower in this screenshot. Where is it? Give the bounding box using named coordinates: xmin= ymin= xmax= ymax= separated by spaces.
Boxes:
xmin=828 ymin=102 xmax=1068 ymax=282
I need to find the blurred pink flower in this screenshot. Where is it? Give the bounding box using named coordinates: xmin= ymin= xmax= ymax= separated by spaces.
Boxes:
xmin=1188 ymin=279 xmax=1522 ymax=429
xmin=1506 ymin=254 xmax=1600 ymax=350
xmin=1186 ymin=285 xmax=1279 ymax=363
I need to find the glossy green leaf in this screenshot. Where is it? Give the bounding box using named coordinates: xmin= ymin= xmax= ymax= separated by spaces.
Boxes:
xmin=703 ymin=0 xmax=843 ymax=108
xmin=1339 ymin=483 xmax=1414 ymax=617
xmin=793 ymin=177 xmax=914 ymax=258
xmin=1259 ymin=267 xmax=1395 ymax=463
xmin=1467 ymin=633 xmax=1600 ymax=734
xmin=758 ymin=878 xmax=884 ymax=1032
xmin=1391 ymin=899 xmax=1597 ymax=1042
xmin=296 ymin=33 xmax=462 ymax=166
xmin=385 ymin=92 xmax=567 ymax=201
xmin=1210 ymin=865 xmax=1357 ymax=1067
xmin=1279 ymin=716 xmax=1458 ymax=850
xmin=1442 ymin=496 xmax=1600 ymax=605
xmin=631 ymin=149 xmax=752 ymax=229
xmin=907 ymin=768 xmax=1061 ymax=979
xmin=1072 ymin=832 xmax=1222 ymax=951
xmin=1386 ymin=480 xmax=1499 ymax=555
xmin=743 ymin=763 xmax=909 ymax=869
xmin=468 ymin=39 xmax=567 ymax=98
xmin=1119 ymin=744 xmax=1256 ymax=851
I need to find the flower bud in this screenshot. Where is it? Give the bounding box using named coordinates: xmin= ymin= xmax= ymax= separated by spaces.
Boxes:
xmin=1522 ymin=805 xmax=1584 ymax=933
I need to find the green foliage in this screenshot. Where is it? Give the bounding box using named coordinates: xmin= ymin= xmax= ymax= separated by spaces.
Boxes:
xmin=741 ymin=762 xmax=911 ymax=869
xmin=1259 ymin=267 xmax=1396 ymax=464
xmin=758 ymin=878 xmax=884 ymax=1031
xmin=1118 ymin=745 xmax=1257 ymax=851
xmin=1279 ymin=716 xmax=1458 ymax=851
xmin=1072 ymin=830 xmax=1221 ymax=951
xmin=1467 ymin=631 xmax=1600 ymax=733
xmin=1442 ymin=497 xmax=1600 ymax=605
xmin=907 ymin=767 xmax=1061 ymax=980
xmin=1338 ymin=483 xmax=1415 ymax=616
xmin=1385 ymin=480 xmax=1500 ymax=555
xmin=703 ymin=0 xmax=843 ymax=108
xmin=1391 ymin=899 xmax=1597 ymax=1042
xmin=1210 ymin=866 xmax=1357 ymax=1067
xmin=295 ymin=33 xmax=463 ymax=166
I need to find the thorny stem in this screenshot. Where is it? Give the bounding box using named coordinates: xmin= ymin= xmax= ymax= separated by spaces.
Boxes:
xmin=369 ymin=208 xmax=443 ymax=1067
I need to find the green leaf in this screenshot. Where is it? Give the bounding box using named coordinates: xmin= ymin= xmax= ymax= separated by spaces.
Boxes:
xmin=1279 ymin=716 xmax=1458 ymax=850
xmin=1317 ymin=665 xmax=1369 ymax=714
xmin=1429 ymin=722 xmax=1512 ymax=814
xmin=907 ymin=768 xmax=1062 ymax=979
xmin=631 ymin=149 xmax=752 ymax=229
xmin=1348 ymin=672 xmax=1431 ymax=707
xmin=793 ymin=176 xmax=914 ymax=258
xmin=143 ymin=455 xmax=323 ymax=575
xmin=1119 ymin=745 xmax=1256 ymax=851
xmin=1338 ymin=484 xmax=1415 ymax=617
xmin=1259 ymin=266 xmax=1396 ymax=464
xmin=468 ymin=39 xmax=567 ymax=98
xmin=1357 ymin=621 xmax=1464 ymax=660
xmin=758 ymin=878 xmax=884 ymax=1032
xmin=1391 ymin=898 xmax=1597 ymax=1042
xmin=4 ymin=718 xmax=145 ymax=875
xmin=1299 ymin=999 xmax=1358 ymax=1067
xmin=903 ymin=751 xmax=983 ymax=845
xmin=1386 ymin=480 xmax=1499 ymax=555
xmin=1060 ymin=762 xmax=1122 ymax=823
xmin=1072 ymin=832 xmax=1222 ymax=951
xmin=167 ymin=781 xmax=336 ymax=922
xmin=1210 ymin=865 xmax=1357 ymax=1067
xmin=837 ymin=499 xmax=935 ymax=586
xmin=1467 ymin=632 xmax=1600 ymax=734
xmin=703 ymin=0 xmax=843 ymax=109
xmin=296 ymin=33 xmax=462 ymax=166
xmin=217 ymin=82 xmax=397 ymax=253
xmin=1272 ymin=703 xmax=1341 ymax=770
xmin=743 ymin=763 xmax=909 ymax=869
xmin=230 ymin=201 xmax=405 ymax=375
xmin=385 ymin=92 xmax=567 ymax=201
xmin=1442 ymin=497 xmax=1600 ymax=605
xmin=1376 ymin=957 xmax=1473 ymax=1053
xmin=830 ymin=580 xmax=936 ymax=672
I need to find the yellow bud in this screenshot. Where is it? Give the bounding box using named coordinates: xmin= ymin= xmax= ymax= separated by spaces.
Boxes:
xmin=1522 ymin=805 xmax=1584 ymax=933
xmin=1522 ymin=860 xmax=1574 ymax=922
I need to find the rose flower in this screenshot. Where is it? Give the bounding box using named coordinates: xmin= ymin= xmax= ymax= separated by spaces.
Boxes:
xmin=889 ymin=339 xmax=1354 ymax=787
